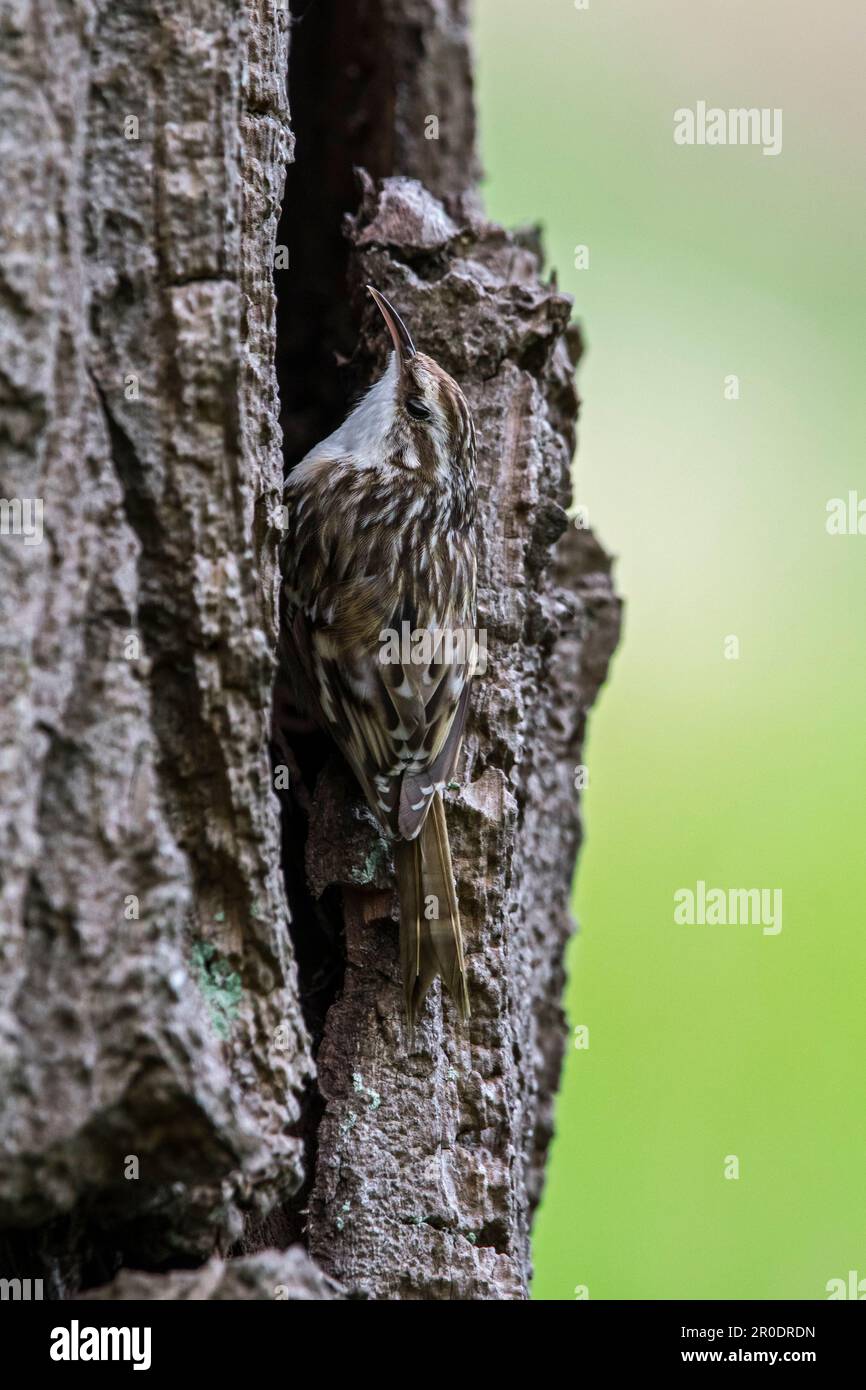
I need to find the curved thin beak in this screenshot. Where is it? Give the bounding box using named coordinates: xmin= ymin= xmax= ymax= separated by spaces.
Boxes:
xmin=366 ymin=285 xmax=417 ymax=365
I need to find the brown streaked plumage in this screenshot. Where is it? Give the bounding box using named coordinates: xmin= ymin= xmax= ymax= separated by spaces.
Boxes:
xmin=277 ymin=286 xmax=478 ymax=1030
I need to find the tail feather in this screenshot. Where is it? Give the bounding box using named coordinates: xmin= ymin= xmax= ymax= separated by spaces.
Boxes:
xmin=394 ymin=791 xmax=470 ymax=1031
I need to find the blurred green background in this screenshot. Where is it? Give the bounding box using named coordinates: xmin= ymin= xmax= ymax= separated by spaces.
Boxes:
xmin=475 ymin=0 xmax=866 ymax=1300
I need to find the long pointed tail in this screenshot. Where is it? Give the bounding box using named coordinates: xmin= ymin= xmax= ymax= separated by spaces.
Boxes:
xmin=394 ymin=791 xmax=470 ymax=1030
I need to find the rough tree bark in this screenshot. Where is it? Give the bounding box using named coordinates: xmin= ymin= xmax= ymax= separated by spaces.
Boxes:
xmin=0 ymin=0 xmax=620 ymax=1300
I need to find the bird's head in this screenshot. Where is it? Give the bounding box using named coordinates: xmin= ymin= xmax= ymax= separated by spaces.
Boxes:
xmin=366 ymin=285 xmax=475 ymax=485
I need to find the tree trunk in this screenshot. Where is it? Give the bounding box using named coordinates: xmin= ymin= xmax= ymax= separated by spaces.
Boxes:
xmin=0 ymin=0 xmax=620 ymax=1301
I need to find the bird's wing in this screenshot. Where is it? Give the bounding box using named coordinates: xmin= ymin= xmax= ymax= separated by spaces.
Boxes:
xmin=306 ymin=583 xmax=473 ymax=838
xmin=393 ymin=646 xmax=473 ymax=840
xmin=279 ymin=456 xmax=475 ymax=838
xmin=282 ymin=578 xmax=473 ymax=838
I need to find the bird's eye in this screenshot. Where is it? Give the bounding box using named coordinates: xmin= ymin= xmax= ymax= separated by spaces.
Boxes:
xmin=406 ymin=397 xmax=432 ymax=422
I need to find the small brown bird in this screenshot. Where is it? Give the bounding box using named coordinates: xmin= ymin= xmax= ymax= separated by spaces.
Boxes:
xmin=278 ymin=286 xmax=478 ymax=1029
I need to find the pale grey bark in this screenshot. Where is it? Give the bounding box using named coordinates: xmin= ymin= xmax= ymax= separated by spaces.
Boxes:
xmin=80 ymin=1247 xmax=343 ymax=1301
xmin=0 ymin=0 xmax=311 ymax=1292
xmin=0 ymin=0 xmax=620 ymax=1301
